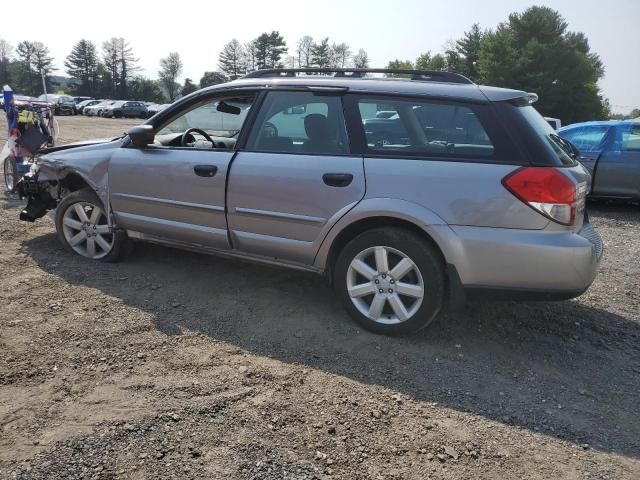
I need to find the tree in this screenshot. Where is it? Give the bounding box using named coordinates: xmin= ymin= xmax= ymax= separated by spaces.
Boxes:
xmin=477 ymin=6 xmax=608 ymax=123
xmin=102 ymin=38 xmax=138 ymax=98
xmin=0 ymin=39 xmax=13 ymax=86
xmin=117 ymin=38 xmax=138 ymax=98
xmin=128 ymin=76 xmax=166 ymax=103
xmin=16 ymin=41 xmax=36 ymax=95
xmin=65 ymin=40 xmax=99 ymax=96
xmin=331 ymin=42 xmax=351 ymax=68
xmin=385 ymin=59 xmax=414 ymax=77
xmin=243 ymin=41 xmax=258 ymax=72
xmin=415 ymin=51 xmax=446 ymax=71
xmin=352 ymin=49 xmax=369 ymax=68
xmin=311 ymin=38 xmax=332 ymax=68
xmin=158 ymin=52 xmax=183 ymax=101
xmin=252 ymin=31 xmax=287 ymax=70
xmin=296 ymin=35 xmax=314 ymax=67
xmin=200 ymin=71 xmax=228 ymax=88
xmin=31 ymin=42 xmax=55 ymax=94
xmin=456 ymin=23 xmax=484 ymax=81
xmin=218 ymin=39 xmax=246 ymax=79
xmin=181 ymin=78 xmax=198 ymax=96
xmin=102 ymin=39 xmax=119 ymax=96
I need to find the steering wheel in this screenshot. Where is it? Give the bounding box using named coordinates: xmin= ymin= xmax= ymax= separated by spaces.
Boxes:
xmin=181 ymin=127 xmax=215 ymax=147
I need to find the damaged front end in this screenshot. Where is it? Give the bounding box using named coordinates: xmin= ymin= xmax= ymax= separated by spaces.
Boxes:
xmin=16 ymin=137 xmax=125 ymax=223
xmin=16 ymin=163 xmax=63 ymax=222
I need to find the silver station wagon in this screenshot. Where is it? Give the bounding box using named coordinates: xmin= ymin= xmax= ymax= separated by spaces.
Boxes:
xmin=17 ymin=68 xmax=603 ymax=335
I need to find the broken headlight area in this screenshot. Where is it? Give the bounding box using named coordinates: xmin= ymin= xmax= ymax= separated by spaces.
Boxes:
xmin=17 ymin=168 xmax=61 ymax=222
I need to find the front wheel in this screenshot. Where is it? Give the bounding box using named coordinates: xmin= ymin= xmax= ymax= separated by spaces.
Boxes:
xmin=4 ymin=156 xmax=19 ymax=193
xmin=334 ymin=228 xmax=445 ymax=335
xmin=55 ymin=189 xmax=129 ymax=262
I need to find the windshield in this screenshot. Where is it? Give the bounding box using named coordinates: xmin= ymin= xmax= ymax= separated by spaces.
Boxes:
xmin=518 ymin=106 xmax=575 ymax=165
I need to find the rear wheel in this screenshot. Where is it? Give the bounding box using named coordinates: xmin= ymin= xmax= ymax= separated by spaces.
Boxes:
xmin=55 ymin=189 xmax=129 ymax=262
xmin=3 ymin=156 xmax=19 ymax=193
xmin=334 ymin=228 xmax=445 ymax=335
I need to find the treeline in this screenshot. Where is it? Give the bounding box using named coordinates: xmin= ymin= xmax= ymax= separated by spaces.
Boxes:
xmin=216 ymin=34 xmax=369 ymax=80
xmin=0 ymin=7 xmax=628 ymax=122
xmin=385 ymin=7 xmax=612 ymax=124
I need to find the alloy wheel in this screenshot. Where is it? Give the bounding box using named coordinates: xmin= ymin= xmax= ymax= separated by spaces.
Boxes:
xmin=346 ymin=245 xmax=424 ymax=325
xmin=61 ymin=201 xmax=114 ymax=259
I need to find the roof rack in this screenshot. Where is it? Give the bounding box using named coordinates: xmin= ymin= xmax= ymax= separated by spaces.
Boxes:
xmin=243 ymin=68 xmax=474 ymax=85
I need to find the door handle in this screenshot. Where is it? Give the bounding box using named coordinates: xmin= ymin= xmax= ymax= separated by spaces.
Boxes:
xmin=323 ymin=173 xmax=353 ymax=187
xmin=194 ymin=165 xmax=218 ymax=177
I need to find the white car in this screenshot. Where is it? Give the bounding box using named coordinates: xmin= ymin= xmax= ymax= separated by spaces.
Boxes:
xmin=84 ymin=101 xmax=115 ymax=117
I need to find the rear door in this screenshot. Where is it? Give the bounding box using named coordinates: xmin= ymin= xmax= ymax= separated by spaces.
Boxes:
xmin=594 ymin=123 xmax=640 ymax=198
xmin=227 ymin=90 xmax=365 ymax=265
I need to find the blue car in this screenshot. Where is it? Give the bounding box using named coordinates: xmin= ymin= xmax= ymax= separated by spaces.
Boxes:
xmin=558 ymin=120 xmax=640 ymax=202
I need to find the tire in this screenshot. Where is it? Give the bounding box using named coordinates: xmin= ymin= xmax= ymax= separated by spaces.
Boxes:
xmin=55 ymin=189 xmax=129 ymax=262
xmin=114 ymin=111 xmax=123 ymax=119
xmin=333 ymin=227 xmax=445 ymax=335
xmin=4 ymin=156 xmax=19 ymax=193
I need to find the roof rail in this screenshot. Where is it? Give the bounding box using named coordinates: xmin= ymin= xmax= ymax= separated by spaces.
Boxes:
xmin=242 ymin=68 xmax=474 ymax=85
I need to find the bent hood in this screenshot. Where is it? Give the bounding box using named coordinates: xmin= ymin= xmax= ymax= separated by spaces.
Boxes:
xmin=38 ymin=136 xmax=124 ymax=155
xmin=36 ymin=138 xmax=125 ymax=204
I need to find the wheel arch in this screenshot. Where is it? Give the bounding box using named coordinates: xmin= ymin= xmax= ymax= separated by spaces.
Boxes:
xmin=316 ymin=196 xmax=453 ymax=271
xmin=324 ymin=215 xmax=449 ymax=277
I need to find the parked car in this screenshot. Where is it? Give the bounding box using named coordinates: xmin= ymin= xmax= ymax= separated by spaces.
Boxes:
xmin=559 ymin=120 xmax=640 ymax=202
xmin=145 ymin=103 xmax=171 ymax=117
xmin=84 ymin=101 xmax=114 ymax=117
xmin=76 ymin=99 xmax=102 ymax=114
xmin=73 ymin=96 xmax=93 ymax=104
xmin=17 ymin=68 xmax=602 ymax=335
xmin=101 ymin=100 xmax=148 ymax=119
xmin=37 ymin=94 xmax=77 ymax=115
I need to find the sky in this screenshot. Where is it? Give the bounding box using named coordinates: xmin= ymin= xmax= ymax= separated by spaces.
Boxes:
xmin=2 ymin=0 xmax=639 ymax=113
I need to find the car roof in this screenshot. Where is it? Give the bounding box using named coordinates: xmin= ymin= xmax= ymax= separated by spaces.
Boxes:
xmin=559 ymin=120 xmax=640 ymax=131
xmin=201 ymin=76 xmax=530 ymax=104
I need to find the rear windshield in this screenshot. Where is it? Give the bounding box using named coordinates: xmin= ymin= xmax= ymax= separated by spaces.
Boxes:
xmin=517 ymin=106 xmax=576 ymax=166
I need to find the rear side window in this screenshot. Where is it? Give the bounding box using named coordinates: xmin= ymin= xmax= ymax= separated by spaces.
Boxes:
xmin=356 ymin=98 xmax=495 ymax=158
xmin=621 ymin=125 xmax=640 ymax=151
xmin=560 ymin=126 xmax=609 ymax=152
xmin=247 ymin=91 xmax=349 ymax=155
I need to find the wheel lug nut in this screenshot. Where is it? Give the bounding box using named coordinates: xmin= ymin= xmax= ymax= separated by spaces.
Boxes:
xmin=374 ymin=279 xmax=379 ymax=284
xmin=382 ymin=274 xmax=386 ymax=279
xmin=388 ymin=289 xmax=393 ymax=293
xmin=390 ymin=279 xmax=395 ymax=284
xmin=378 ymin=289 xmax=383 ymax=294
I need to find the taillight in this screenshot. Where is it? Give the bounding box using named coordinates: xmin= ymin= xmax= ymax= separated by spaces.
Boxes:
xmin=502 ymin=167 xmax=577 ymax=225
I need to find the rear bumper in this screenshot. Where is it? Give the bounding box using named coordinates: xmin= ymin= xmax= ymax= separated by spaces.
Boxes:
xmin=436 ymin=222 xmax=602 ymax=297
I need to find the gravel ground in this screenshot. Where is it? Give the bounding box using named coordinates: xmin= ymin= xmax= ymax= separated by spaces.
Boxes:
xmin=1 ymin=116 xmax=639 ymax=479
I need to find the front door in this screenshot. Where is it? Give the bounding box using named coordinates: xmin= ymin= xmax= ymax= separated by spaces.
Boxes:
xmin=109 ymin=93 xmax=256 ymax=249
xmin=227 ymin=91 xmax=365 ymax=265
xmin=594 ymin=123 xmax=640 ymax=198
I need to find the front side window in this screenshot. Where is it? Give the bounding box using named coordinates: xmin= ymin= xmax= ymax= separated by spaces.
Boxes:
xmin=246 ymin=91 xmax=349 ymax=155
xmin=357 ymin=98 xmax=495 ymax=157
xmin=157 ymin=95 xmax=255 ymax=147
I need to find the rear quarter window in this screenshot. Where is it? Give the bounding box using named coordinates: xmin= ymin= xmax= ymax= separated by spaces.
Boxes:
xmin=496 ymin=104 xmax=577 ymax=166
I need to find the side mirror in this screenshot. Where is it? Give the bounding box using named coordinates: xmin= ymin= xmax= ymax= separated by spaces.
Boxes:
xmin=128 ymin=125 xmax=154 ymax=147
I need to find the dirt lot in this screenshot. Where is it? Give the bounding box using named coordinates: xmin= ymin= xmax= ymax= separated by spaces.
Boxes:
xmin=1 ymin=115 xmax=639 ymax=479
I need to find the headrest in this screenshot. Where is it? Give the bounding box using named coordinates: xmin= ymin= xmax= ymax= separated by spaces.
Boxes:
xmin=304 ymin=114 xmax=331 ymax=141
